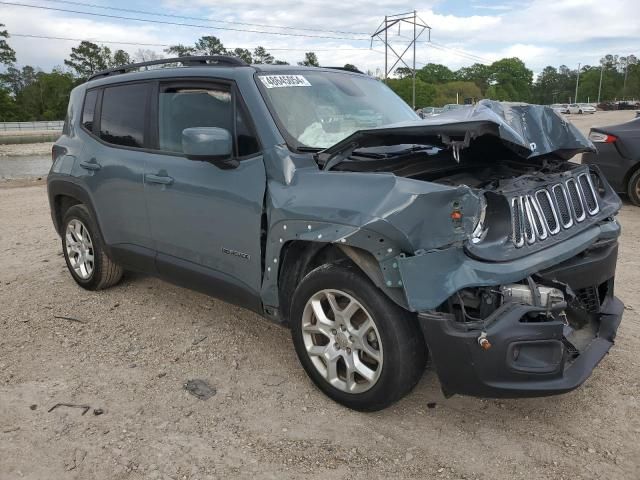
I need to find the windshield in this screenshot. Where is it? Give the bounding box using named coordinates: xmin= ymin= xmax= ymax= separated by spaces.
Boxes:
xmin=256 ymin=71 xmax=418 ymax=149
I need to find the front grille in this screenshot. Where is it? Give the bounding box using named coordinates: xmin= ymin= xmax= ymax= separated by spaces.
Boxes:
xmin=510 ymin=172 xmax=601 ymax=248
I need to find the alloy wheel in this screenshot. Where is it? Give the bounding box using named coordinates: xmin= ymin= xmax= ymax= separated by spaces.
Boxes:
xmin=301 ymin=289 xmax=383 ymax=393
xmin=65 ymin=219 xmax=95 ymax=280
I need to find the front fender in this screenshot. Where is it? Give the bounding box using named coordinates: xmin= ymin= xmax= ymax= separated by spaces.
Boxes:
xmin=260 ymin=168 xmax=484 ymax=311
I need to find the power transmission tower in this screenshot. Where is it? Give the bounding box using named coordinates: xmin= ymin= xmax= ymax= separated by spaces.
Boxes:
xmin=371 ymin=11 xmax=431 ymax=109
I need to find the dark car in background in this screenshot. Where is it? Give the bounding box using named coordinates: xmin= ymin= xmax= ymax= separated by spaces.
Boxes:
xmin=583 ymin=117 xmax=640 ymax=205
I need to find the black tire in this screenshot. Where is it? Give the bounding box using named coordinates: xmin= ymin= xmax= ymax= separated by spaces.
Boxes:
xmin=61 ymin=204 xmax=123 ymax=290
xmin=628 ymin=169 xmax=640 ymax=206
xmin=290 ymin=262 xmax=427 ymax=411
xmin=579 ymin=109 xmax=583 ymax=114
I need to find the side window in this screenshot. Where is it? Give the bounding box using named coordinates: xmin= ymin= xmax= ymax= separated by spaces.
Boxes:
xmin=158 ymin=87 xmax=233 ymax=154
xmin=99 ymin=83 xmax=148 ymax=148
xmin=157 ymin=85 xmax=260 ymax=157
xmin=82 ymin=89 xmax=98 ymax=132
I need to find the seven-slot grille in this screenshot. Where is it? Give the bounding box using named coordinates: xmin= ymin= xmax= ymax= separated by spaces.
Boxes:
xmin=510 ymin=173 xmax=600 ymax=248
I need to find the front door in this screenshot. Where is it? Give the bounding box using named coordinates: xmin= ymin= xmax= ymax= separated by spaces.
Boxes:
xmin=144 ymin=81 xmax=266 ymax=307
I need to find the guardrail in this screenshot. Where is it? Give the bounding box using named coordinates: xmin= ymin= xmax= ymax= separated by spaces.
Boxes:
xmin=0 ymin=121 xmax=64 ymax=132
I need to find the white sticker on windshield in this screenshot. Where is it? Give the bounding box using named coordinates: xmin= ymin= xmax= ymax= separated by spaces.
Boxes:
xmin=259 ymin=75 xmax=311 ymax=88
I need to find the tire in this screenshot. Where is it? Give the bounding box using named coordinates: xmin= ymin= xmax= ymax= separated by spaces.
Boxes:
xmin=61 ymin=204 xmax=123 ymax=290
xmin=628 ymin=169 xmax=640 ymax=206
xmin=290 ymin=262 xmax=427 ymax=411
xmin=579 ymin=110 xmax=583 ymax=114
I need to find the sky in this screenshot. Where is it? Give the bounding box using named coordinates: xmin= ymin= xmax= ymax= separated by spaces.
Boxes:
xmin=2 ymin=0 xmax=639 ymax=75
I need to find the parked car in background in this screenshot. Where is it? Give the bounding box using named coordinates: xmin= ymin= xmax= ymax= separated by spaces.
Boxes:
xmin=583 ymin=117 xmax=640 ymax=205
xmin=551 ymin=103 xmax=569 ymax=114
xmin=442 ymin=103 xmax=466 ymax=112
xmin=565 ymin=104 xmax=582 ymax=114
xmin=420 ymin=106 xmax=438 ymax=116
xmin=578 ymin=103 xmax=596 ymax=114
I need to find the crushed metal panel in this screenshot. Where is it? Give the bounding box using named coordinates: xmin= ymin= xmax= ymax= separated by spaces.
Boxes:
xmin=318 ymin=99 xmax=595 ymax=166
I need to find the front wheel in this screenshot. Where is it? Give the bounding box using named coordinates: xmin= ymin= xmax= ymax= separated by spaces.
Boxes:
xmin=628 ymin=169 xmax=640 ymax=206
xmin=290 ymin=263 xmax=427 ymax=411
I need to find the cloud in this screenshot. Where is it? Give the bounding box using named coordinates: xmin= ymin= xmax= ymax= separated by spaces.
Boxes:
xmin=1 ymin=0 xmax=639 ymax=75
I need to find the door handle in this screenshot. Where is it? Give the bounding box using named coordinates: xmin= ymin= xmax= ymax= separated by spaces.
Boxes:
xmin=79 ymin=160 xmax=101 ymax=171
xmin=145 ymin=173 xmax=174 ymax=185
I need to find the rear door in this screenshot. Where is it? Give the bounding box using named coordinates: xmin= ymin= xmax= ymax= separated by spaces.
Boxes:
xmin=143 ymin=80 xmax=266 ymax=307
xmin=76 ymin=82 xmax=155 ymax=264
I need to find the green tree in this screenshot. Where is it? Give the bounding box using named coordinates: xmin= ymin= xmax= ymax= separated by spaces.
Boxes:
xmin=164 ymin=44 xmax=197 ymax=57
xmin=486 ymin=57 xmax=533 ymax=101
xmin=14 ymin=69 xmax=74 ymax=120
xmin=253 ymin=46 xmax=274 ymax=64
xmin=433 ymin=81 xmax=482 ymax=106
xmin=231 ymin=48 xmax=252 ymax=64
xmin=1 ymin=65 xmax=37 ymax=96
xmin=298 ymin=52 xmax=319 ymax=67
xmin=395 ymin=67 xmax=413 ymax=79
xmin=111 ymin=49 xmax=131 ymax=67
xmin=194 ymin=36 xmax=226 ymax=55
xmin=0 ymin=87 xmax=17 ymax=121
xmin=0 ymin=23 xmax=16 ymax=66
xmin=273 ymin=59 xmax=290 ymax=65
xmin=455 ymin=63 xmax=491 ymax=94
xmin=386 ymin=77 xmax=436 ymax=107
xmin=417 ymin=63 xmax=455 ymax=84
xmin=64 ymin=41 xmax=111 ymax=79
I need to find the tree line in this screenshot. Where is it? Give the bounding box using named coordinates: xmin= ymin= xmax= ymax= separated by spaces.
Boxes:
xmin=1 ymin=24 xmax=638 ymax=121
xmin=391 ymin=55 xmax=639 ymax=107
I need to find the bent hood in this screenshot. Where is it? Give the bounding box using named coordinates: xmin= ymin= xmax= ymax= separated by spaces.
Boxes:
xmin=318 ymin=99 xmax=595 ymax=166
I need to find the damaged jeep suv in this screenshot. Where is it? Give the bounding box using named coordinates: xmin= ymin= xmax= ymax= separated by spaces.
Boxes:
xmin=48 ymin=56 xmax=624 ymax=411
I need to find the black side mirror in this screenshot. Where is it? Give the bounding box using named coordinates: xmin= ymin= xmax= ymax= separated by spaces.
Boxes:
xmin=182 ymin=127 xmax=239 ymax=169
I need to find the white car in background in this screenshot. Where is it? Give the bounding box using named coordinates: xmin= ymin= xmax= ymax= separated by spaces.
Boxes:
xmin=551 ymin=103 xmax=569 ymax=114
xmin=577 ymin=103 xmax=596 ymax=114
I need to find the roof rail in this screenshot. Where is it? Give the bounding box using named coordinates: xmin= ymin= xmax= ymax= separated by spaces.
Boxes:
xmin=88 ymin=55 xmax=248 ymax=81
xmin=325 ymin=66 xmax=365 ymax=74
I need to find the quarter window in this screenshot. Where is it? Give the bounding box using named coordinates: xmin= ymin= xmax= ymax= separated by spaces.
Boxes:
xmin=99 ymin=83 xmax=148 ymax=148
xmin=82 ymin=89 xmax=98 ymax=132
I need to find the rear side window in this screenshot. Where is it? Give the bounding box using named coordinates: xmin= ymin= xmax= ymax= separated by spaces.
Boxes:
xmin=99 ymin=83 xmax=148 ymax=148
xmin=82 ymin=89 xmax=98 ymax=132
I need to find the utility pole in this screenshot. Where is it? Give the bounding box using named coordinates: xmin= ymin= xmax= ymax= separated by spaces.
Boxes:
xmin=574 ymin=62 xmax=581 ymax=104
xmin=597 ymin=64 xmax=604 ymax=104
xmin=371 ymin=11 xmax=431 ymax=109
xmin=623 ymin=57 xmax=629 ymax=100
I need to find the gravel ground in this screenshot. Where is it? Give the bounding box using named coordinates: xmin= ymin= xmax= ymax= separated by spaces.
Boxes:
xmin=0 ymin=142 xmax=54 ymax=157
xmin=1 ymin=111 xmax=639 ymax=479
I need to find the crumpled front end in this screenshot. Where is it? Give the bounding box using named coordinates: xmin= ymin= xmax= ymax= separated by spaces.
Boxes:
xmin=415 ymin=234 xmax=623 ymax=397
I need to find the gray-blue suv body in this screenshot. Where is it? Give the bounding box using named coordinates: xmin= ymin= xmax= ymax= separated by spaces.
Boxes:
xmin=47 ymin=56 xmax=624 ymax=410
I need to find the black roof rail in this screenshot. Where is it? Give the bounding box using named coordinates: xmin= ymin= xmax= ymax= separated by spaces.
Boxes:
xmin=88 ymin=55 xmax=248 ymax=81
xmin=325 ymin=66 xmax=365 ymax=74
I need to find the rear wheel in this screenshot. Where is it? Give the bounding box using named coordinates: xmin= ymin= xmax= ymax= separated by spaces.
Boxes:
xmin=290 ymin=263 xmax=427 ymax=411
xmin=62 ymin=204 xmax=123 ymax=290
xmin=628 ymin=169 xmax=640 ymax=206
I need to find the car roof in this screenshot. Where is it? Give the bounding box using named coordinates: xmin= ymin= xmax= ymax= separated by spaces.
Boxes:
xmin=83 ymin=57 xmax=364 ymax=89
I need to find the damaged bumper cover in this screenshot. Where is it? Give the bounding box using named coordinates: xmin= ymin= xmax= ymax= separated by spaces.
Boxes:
xmin=413 ymin=230 xmax=623 ymax=398
xmin=418 ymin=295 xmax=623 ymax=398
xmin=396 ymin=220 xmax=620 ymax=312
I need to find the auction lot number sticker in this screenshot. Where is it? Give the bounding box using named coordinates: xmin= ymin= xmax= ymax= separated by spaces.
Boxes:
xmin=259 ymin=75 xmax=312 ymax=88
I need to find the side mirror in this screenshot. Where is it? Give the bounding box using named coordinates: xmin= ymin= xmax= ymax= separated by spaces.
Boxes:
xmin=182 ymin=127 xmax=238 ymax=169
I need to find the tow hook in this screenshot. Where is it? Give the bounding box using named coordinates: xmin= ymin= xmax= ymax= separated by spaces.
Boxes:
xmin=477 ymin=332 xmax=492 ymax=350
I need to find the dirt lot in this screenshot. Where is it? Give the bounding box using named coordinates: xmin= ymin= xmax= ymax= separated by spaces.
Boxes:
xmin=1 ymin=111 xmax=640 ymax=480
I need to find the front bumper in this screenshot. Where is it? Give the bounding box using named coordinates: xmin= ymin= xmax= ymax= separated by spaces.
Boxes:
xmin=417 ymin=240 xmax=624 ymax=398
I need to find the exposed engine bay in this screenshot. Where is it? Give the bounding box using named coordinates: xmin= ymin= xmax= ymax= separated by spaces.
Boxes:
xmin=330 ymin=137 xmax=579 ymax=191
